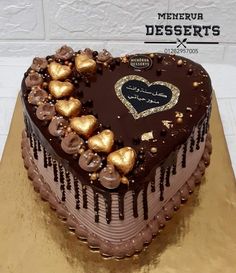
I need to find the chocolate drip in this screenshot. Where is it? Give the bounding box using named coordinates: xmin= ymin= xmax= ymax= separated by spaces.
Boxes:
xmin=132 ymin=191 xmax=138 ymax=218
xmin=32 ymin=135 xmax=38 ymax=160
xmin=24 ymin=115 xmax=30 ymax=137
xmin=201 ymin=122 xmax=206 ymax=142
xmin=43 ymin=147 xmax=48 ymax=168
xmin=47 ymin=154 xmax=52 ymax=167
xmin=160 ymin=167 xmax=165 ymax=201
xmin=73 ymin=176 xmax=80 ymax=209
xmin=165 ymin=167 xmax=171 ymax=186
xmin=205 ymin=106 xmax=211 ymax=134
xmin=37 ymin=140 xmax=42 ymax=151
xmin=190 ymin=134 xmax=195 ymax=152
xmin=82 ymin=185 xmax=88 ymax=209
xmin=143 ymin=186 xmax=148 ymax=220
xmin=196 ymin=126 xmax=201 ymax=150
xmin=104 ymin=194 xmax=112 ymax=224
xmin=205 ymin=112 xmax=210 ymax=134
xmin=29 ymin=133 xmax=33 ymax=148
xmin=204 ymin=120 xmax=208 ymax=135
xmin=182 ymin=142 xmax=187 ymax=168
xmin=52 ymin=159 xmax=58 ymax=182
xmin=65 ymin=171 xmax=71 ymax=190
xmin=118 ymin=193 xmax=125 ymax=220
xmin=151 ymin=180 xmax=155 ymax=192
xmin=59 ymin=164 xmax=66 ymax=201
xmin=94 ymin=192 xmax=99 ymax=223
xmin=172 ymin=164 xmax=177 ymax=175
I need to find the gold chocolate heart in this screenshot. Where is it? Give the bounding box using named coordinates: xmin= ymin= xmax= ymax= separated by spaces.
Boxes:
xmin=70 ymin=115 xmax=97 ymax=138
xmin=88 ymin=130 xmax=114 ymax=153
xmin=107 ymin=147 xmax=136 ymax=174
xmin=75 ymin=54 xmax=97 ymax=74
xmin=49 ymin=80 xmax=74 ymax=99
xmin=55 ymin=97 xmax=81 ymax=117
xmin=48 ymin=61 xmax=72 ymax=80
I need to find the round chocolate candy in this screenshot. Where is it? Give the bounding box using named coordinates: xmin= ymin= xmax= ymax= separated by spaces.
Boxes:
xmin=48 ymin=116 xmax=68 ymax=137
xmin=61 ymin=132 xmax=84 ymax=154
xmin=99 ymin=164 xmax=121 ymax=189
xmin=79 ymin=149 xmax=102 ymax=172
xmin=36 ymin=103 xmax=56 ymax=120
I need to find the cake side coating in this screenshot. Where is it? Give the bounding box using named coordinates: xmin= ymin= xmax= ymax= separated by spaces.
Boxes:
xmin=22 ymin=129 xmax=212 ymax=258
xmin=20 ymin=47 xmax=213 ymax=257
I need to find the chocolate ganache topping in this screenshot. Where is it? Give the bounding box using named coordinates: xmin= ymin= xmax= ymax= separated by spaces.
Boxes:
xmin=28 ymin=86 xmax=48 ymax=105
xmin=61 ymin=132 xmax=84 ymax=154
xmin=79 ymin=150 xmax=102 ymax=172
xmin=36 ymin=103 xmax=56 ymax=121
xmin=48 ymin=117 xmax=68 ymax=137
xmin=30 ymin=57 xmax=48 ymax=72
xmin=25 ymin=72 xmax=43 ymax=88
xmin=21 ymin=47 xmax=212 ymax=196
xmin=55 ymin=45 xmax=74 ymax=60
xmin=99 ymin=164 xmax=121 ymax=189
xmin=97 ymin=49 xmax=113 ymax=63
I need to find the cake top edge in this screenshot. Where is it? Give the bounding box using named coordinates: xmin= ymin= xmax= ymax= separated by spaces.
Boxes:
xmin=21 ymin=45 xmax=212 ymax=192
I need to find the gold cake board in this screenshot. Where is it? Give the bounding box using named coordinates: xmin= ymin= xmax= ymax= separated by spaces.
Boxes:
xmin=0 ymin=95 xmax=235 ymax=273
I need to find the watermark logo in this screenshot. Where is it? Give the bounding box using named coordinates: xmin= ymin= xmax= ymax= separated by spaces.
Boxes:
xmin=144 ymin=13 xmax=220 ymax=54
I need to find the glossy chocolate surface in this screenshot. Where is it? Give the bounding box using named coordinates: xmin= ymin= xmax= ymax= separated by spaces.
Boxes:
xmin=21 ymin=52 xmax=212 ymax=196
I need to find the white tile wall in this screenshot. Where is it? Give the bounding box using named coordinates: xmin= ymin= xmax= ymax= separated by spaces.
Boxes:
xmin=0 ymin=0 xmax=235 ymax=65
xmin=43 ymin=0 xmax=168 ymax=40
xmin=168 ymin=0 xmax=236 ymax=43
xmin=0 ymin=1 xmax=235 ymax=176
xmin=224 ymin=45 xmax=236 ymax=66
xmin=0 ymin=0 xmax=44 ymax=39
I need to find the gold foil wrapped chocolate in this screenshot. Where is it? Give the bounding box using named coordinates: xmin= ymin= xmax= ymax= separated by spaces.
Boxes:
xmin=70 ymin=115 xmax=97 ymax=138
xmin=48 ymin=62 xmax=72 ymax=81
xmin=107 ymin=147 xmax=136 ymax=174
xmin=88 ymin=130 xmax=114 ymax=153
xmin=49 ymin=80 xmax=74 ymax=99
xmin=55 ymin=97 xmax=81 ymax=117
xmin=75 ymin=54 xmax=97 ymax=74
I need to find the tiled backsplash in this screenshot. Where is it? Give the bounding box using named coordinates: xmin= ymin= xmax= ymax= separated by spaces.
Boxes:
xmin=0 ymin=0 xmax=235 ymax=65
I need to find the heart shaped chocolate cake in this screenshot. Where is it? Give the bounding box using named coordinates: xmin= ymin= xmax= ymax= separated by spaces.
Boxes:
xmin=21 ymin=46 xmax=212 ymax=258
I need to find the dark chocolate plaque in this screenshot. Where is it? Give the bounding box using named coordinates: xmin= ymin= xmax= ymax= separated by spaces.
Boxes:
xmin=114 ymin=75 xmax=180 ymax=119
